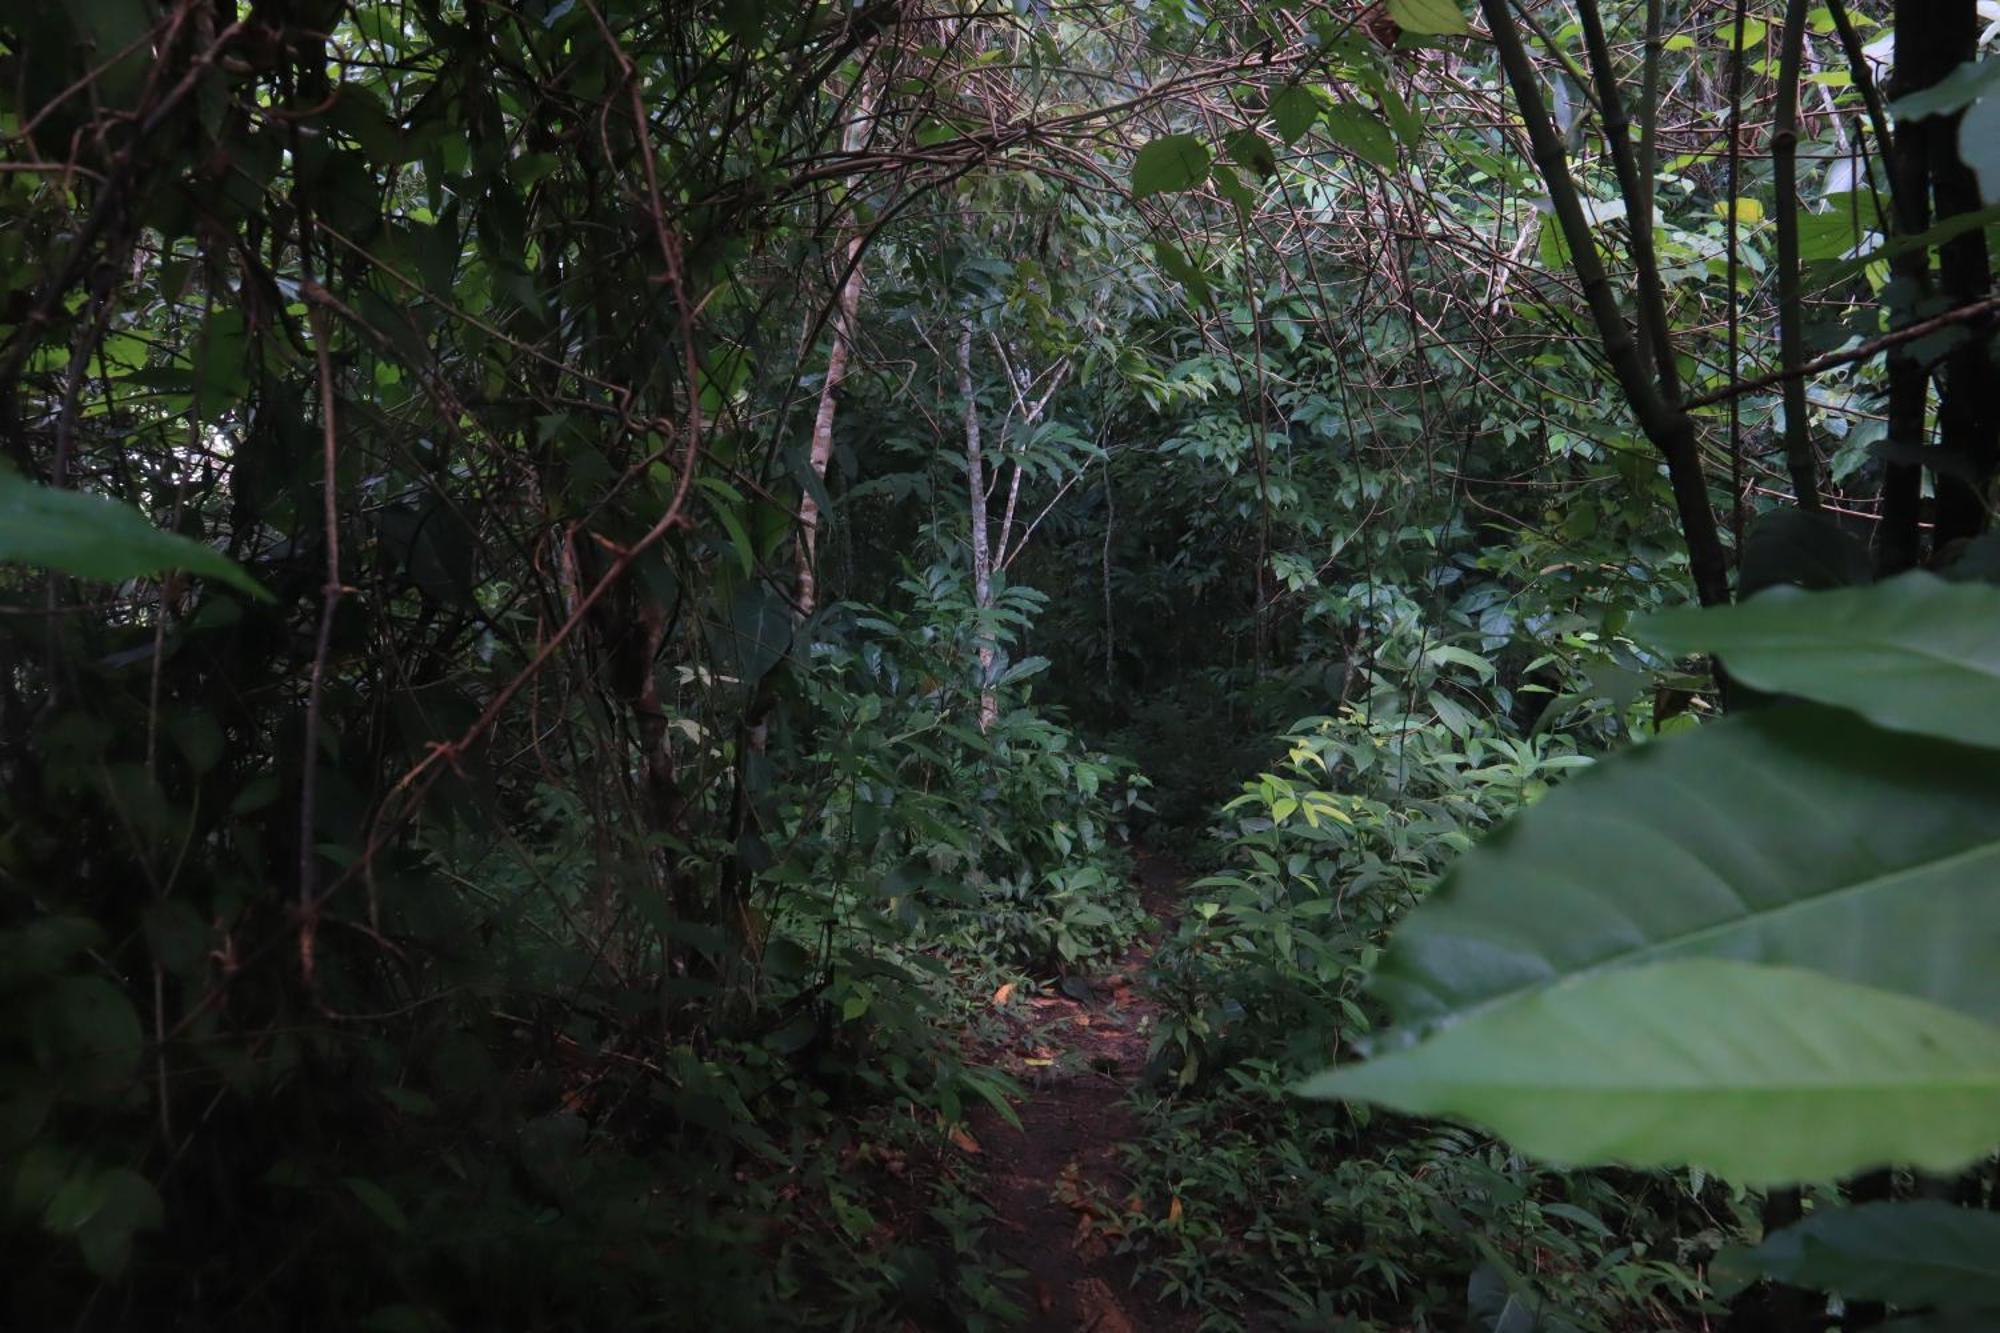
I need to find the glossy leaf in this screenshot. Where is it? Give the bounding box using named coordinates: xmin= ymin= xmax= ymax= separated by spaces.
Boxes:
xmin=0 ymin=470 xmax=268 ymax=600
xmin=1300 ymin=960 xmax=2000 ymax=1185
xmin=1371 ymin=706 xmax=2000 ymax=1028
xmin=1642 ymin=574 xmax=2000 ymax=748
xmin=1747 ymin=1201 xmax=2000 ymax=1308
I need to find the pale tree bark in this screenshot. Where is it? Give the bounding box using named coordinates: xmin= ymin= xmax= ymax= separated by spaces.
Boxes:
xmin=957 ymin=322 xmax=999 ymax=731
xmin=958 ymin=331 xmax=1069 ymax=730
xmin=987 ymin=332 xmax=1067 ymax=572
xmin=794 ymin=73 xmax=878 ymax=618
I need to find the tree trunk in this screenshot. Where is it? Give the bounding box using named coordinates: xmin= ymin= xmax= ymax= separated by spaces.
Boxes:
xmin=1879 ymin=0 xmax=1944 ymax=572
xmin=958 ymin=323 xmax=998 ymax=731
xmin=1480 ymin=0 xmax=1732 ymax=608
xmin=1926 ymin=0 xmax=1999 ymax=552
xmin=794 ymin=74 xmax=878 ymax=618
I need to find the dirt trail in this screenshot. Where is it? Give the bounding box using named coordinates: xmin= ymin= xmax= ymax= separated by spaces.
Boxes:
xmin=966 ymin=853 xmax=1192 ymax=1333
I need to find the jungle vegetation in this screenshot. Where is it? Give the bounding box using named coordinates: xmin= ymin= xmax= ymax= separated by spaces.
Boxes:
xmin=4 ymin=0 xmax=2000 ymax=1329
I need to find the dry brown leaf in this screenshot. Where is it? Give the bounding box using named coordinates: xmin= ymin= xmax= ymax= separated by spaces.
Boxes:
xmin=992 ymin=981 xmax=1015 ymax=1006
xmin=948 ymin=1126 xmax=982 ymax=1154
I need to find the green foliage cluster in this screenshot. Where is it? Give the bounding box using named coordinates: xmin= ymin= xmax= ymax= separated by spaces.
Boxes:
xmin=6 ymin=0 xmax=2000 ymax=1330
xmin=0 ymin=2 xmax=1153 ymax=1326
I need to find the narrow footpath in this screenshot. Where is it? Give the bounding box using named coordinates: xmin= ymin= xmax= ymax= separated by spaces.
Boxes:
xmin=966 ymin=854 xmax=1192 ymax=1333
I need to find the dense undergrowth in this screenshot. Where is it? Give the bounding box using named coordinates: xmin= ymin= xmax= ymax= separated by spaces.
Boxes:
xmin=8 ymin=0 xmax=2000 ymax=1330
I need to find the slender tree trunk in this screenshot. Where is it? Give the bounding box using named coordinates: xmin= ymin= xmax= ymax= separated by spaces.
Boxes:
xmin=958 ymin=323 xmax=998 ymax=730
xmin=795 ymin=74 xmax=878 ymax=618
xmin=1879 ymin=0 xmax=1942 ymax=573
xmin=1481 ymin=0 xmax=1731 ymax=607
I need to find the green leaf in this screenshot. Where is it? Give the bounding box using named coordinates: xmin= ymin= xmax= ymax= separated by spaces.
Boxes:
xmin=32 ymin=976 xmax=143 ymax=1092
xmin=0 ymin=469 xmax=269 ymax=600
xmin=1321 ymin=106 xmax=1397 ymax=169
xmin=1747 ymin=1201 xmax=2000 ymax=1308
xmin=1151 ymin=240 xmax=1212 ymax=301
xmin=1224 ymin=129 xmax=1278 ymax=180
xmin=1209 ymin=161 xmax=1257 ymax=212
xmin=1961 ymin=92 xmax=2000 ymax=205
xmin=1425 ymin=643 xmax=1496 ymax=680
xmin=1387 ymin=0 xmax=1469 ymax=36
xmin=1370 ymin=705 xmax=2000 ymax=1028
xmin=715 ymin=580 xmax=793 ymax=691
xmin=1641 ymin=574 xmax=2000 ymax=748
xmin=1300 ymin=959 xmax=2000 ymax=1185
xmin=1376 ymin=82 xmax=1425 ymax=147
xmin=696 ymin=477 xmax=756 ymax=576
xmin=1889 ymin=56 xmax=2000 ymax=122
xmin=1132 ymin=134 xmax=1212 ymax=198
xmin=343 ymin=1178 xmax=410 ymax=1233
xmin=1796 ymin=209 xmax=1858 ymax=262
xmin=73 ymin=1169 xmax=162 ymax=1278
xmin=1269 ymin=86 xmax=1319 ymax=145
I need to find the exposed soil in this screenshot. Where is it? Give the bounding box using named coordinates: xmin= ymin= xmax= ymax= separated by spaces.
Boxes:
xmin=964 ymin=853 xmax=1194 ymax=1333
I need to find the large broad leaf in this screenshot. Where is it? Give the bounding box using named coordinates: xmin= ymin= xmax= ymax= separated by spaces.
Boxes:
xmin=0 ymin=470 xmax=268 ymax=600
xmin=1371 ymin=705 xmax=2000 ymax=1029
xmin=1300 ymin=960 xmax=2000 ymax=1186
xmin=1131 ymin=135 xmax=1211 ymax=199
xmin=1747 ymin=1201 xmax=2000 ymax=1309
xmin=1889 ymin=55 xmax=2000 ymax=122
xmin=1642 ymin=575 xmax=2000 ymax=748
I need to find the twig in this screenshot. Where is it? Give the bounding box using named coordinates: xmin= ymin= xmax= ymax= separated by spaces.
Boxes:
xmin=1684 ymin=292 xmax=2000 ymax=409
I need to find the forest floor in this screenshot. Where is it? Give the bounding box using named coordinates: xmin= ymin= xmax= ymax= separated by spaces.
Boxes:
xmin=965 ymin=853 xmax=1193 ymax=1333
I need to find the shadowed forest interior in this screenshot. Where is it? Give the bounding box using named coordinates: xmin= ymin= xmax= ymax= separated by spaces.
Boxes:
xmin=7 ymin=1 xmax=2000 ymax=1329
